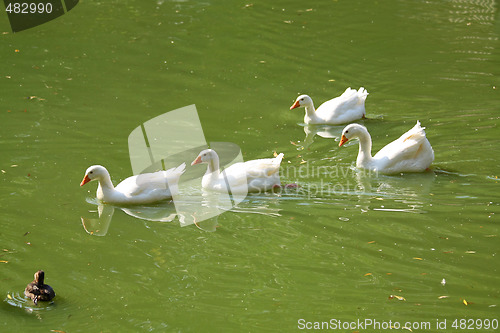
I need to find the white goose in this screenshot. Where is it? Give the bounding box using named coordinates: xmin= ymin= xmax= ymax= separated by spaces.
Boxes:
xmin=191 ymin=149 xmax=283 ymax=193
xmin=80 ymin=163 xmax=186 ymax=205
xmin=339 ymin=121 xmax=434 ymax=174
xmin=290 ymin=87 xmax=368 ymax=125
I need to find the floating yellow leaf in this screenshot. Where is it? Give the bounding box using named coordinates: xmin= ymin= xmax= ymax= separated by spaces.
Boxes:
xmin=413 ymin=257 xmax=423 ymax=260
xmin=7 ymin=294 xmax=12 ymax=300
xmin=389 ymin=295 xmax=406 ymax=301
xmin=367 ymin=241 xmax=376 ymax=244
xmin=463 ymin=299 xmax=468 ymax=306
xmin=364 ymin=273 xmax=372 ymax=276
xmin=0 ymin=260 xmax=8 ymax=263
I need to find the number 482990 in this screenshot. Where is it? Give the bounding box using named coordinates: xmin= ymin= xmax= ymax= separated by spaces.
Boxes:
xmin=452 ymin=318 xmax=498 ymax=330
xmin=5 ymin=2 xmax=53 ymax=14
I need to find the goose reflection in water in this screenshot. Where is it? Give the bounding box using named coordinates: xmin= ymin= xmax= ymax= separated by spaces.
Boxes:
xmin=351 ymin=168 xmax=436 ymax=213
xmin=80 ymin=200 xmax=178 ymax=236
xmin=300 ymin=124 xmax=344 ymax=149
xmin=80 ymin=190 xmax=282 ymax=235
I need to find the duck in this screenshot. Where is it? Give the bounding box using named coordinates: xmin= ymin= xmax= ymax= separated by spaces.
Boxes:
xmin=80 ymin=163 xmax=186 ymax=205
xmin=191 ymin=149 xmax=283 ymax=193
xmin=24 ymin=270 xmax=55 ymax=305
xmin=339 ymin=121 xmax=434 ymax=174
xmin=290 ymin=87 xmax=368 ymax=125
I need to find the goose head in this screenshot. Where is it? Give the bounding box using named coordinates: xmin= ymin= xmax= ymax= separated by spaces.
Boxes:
xmin=290 ymin=94 xmax=313 ymax=110
xmin=80 ymin=165 xmax=109 ymax=186
xmin=339 ymin=123 xmax=367 ymax=146
xmin=191 ymin=149 xmax=218 ymax=166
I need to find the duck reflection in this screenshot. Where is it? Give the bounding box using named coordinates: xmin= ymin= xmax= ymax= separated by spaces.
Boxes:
xmin=81 ymin=187 xmax=283 ymax=235
xmin=352 ymin=168 xmax=436 ymax=213
xmin=81 ymin=203 xmax=114 ymax=236
xmin=301 ymin=125 xmax=343 ymax=149
xmin=175 ymin=189 xmax=281 ymax=231
xmin=80 ymin=196 xmax=218 ymax=235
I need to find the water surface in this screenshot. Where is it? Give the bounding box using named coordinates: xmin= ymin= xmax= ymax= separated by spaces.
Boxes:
xmin=1 ymin=0 xmax=499 ymax=332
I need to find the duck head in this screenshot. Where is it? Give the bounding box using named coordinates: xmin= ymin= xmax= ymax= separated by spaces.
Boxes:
xmin=290 ymin=94 xmax=313 ymax=110
xmin=80 ymin=165 xmax=109 ymax=186
xmin=339 ymin=123 xmax=367 ymax=146
xmin=191 ymin=149 xmax=217 ymax=166
xmin=34 ymin=270 xmax=45 ymax=286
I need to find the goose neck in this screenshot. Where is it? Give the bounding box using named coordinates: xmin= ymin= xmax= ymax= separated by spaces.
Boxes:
xmin=356 ymin=131 xmax=373 ymax=165
xmin=97 ymin=174 xmax=116 ymax=199
xmin=206 ymin=155 xmax=220 ymax=175
xmin=304 ymin=102 xmax=316 ymax=117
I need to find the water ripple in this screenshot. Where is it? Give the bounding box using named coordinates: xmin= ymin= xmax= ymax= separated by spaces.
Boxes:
xmin=4 ymin=291 xmax=55 ymax=314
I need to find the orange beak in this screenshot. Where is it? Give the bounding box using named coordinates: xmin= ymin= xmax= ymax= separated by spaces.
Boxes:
xmin=339 ymin=135 xmax=349 ymax=147
xmin=191 ymin=156 xmax=202 ymax=166
xmin=80 ymin=174 xmax=91 ymax=186
xmin=290 ymin=100 xmax=301 ymax=110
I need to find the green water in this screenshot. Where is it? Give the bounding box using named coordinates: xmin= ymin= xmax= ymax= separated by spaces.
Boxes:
xmin=1 ymin=0 xmax=499 ymax=332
